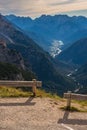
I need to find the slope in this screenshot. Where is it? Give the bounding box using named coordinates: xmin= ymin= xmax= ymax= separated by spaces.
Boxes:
xmin=56 ymin=38 xmax=87 ymax=68
xmin=0 ymin=14 xmax=76 ymax=95
xmin=73 ymin=64 xmax=87 ymax=94
xmin=0 ymin=39 xmax=36 ymax=80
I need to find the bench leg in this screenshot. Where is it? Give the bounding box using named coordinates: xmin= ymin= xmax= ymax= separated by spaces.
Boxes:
xmin=66 ymin=91 xmax=71 ymax=110
xmin=32 ymin=86 xmax=36 ymax=97
xmin=32 ymin=79 xmax=37 ymax=97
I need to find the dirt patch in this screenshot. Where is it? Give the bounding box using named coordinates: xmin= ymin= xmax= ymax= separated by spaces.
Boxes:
xmin=0 ymin=97 xmax=87 ymax=130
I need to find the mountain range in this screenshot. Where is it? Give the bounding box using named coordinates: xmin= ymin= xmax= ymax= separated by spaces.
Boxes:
xmin=6 ymin=14 xmax=87 ymax=57
xmin=0 ymin=13 xmax=87 ymax=95
xmin=0 ymin=14 xmax=76 ymax=96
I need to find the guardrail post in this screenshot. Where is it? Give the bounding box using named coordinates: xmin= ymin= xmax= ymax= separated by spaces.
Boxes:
xmin=32 ymin=79 xmax=37 ymax=97
xmin=66 ymin=91 xmax=71 ymax=110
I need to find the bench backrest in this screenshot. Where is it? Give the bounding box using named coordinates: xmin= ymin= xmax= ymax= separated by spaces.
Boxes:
xmin=0 ymin=79 xmax=42 ymax=97
xmin=0 ymin=80 xmax=42 ymax=87
xmin=64 ymin=92 xmax=87 ymax=101
xmin=64 ymin=91 xmax=87 ymax=109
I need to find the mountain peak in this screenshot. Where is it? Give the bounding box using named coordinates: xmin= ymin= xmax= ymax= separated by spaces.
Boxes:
xmin=6 ymin=14 xmax=32 ymax=21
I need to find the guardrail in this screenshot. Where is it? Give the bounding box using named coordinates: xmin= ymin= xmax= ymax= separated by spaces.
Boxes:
xmin=64 ymin=91 xmax=87 ymax=109
xmin=0 ymin=79 xmax=42 ymax=97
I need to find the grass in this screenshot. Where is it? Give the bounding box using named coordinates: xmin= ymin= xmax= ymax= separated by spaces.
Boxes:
xmin=0 ymin=86 xmax=32 ymax=97
xmin=72 ymin=100 xmax=87 ymax=106
xmin=60 ymin=106 xmax=87 ymax=112
xmin=36 ymin=89 xmax=61 ymax=100
xmin=61 ymin=98 xmax=87 ymax=112
xmin=60 ymin=106 xmax=81 ymax=112
xmin=71 ymin=99 xmax=87 ymax=111
xmin=0 ymin=86 xmax=61 ymax=99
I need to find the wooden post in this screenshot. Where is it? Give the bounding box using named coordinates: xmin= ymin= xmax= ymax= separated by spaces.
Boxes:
xmin=66 ymin=91 xmax=71 ymax=110
xmin=32 ymin=79 xmax=37 ymax=97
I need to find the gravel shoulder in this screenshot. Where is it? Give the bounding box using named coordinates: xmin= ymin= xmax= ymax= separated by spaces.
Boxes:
xmin=0 ymin=97 xmax=87 ymax=130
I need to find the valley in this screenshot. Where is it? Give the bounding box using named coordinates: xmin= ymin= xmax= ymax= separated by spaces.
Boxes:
xmin=0 ymin=13 xmax=87 ymax=95
xmin=6 ymin=14 xmax=87 ymax=56
xmin=0 ymin=14 xmax=77 ymax=96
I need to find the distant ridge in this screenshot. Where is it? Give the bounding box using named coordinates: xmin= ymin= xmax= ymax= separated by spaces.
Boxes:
xmin=6 ymin=14 xmax=87 ymax=56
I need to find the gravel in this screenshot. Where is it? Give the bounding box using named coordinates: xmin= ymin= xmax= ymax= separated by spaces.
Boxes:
xmin=0 ymin=97 xmax=87 ymax=130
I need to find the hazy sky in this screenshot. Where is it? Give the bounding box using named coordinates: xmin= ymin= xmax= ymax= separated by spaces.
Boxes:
xmin=0 ymin=0 xmax=87 ymax=18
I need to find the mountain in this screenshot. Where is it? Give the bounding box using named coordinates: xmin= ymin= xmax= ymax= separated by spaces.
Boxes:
xmin=56 ymin=38 xmax=87 ymax=68
xmin=0 ymin=39 xmax=35 ymax=80
xmin=0 ymin=39 xmax=25 ymax=69
xmin=73 ymin=64 xmax=87 ymax=94
xmin=6 ymin=14 xmax=87 ymax=57
xmin=0 ymin=14 xmax=76 ymax=95
xmin=0 ymin=62 xmax=36 ymax=81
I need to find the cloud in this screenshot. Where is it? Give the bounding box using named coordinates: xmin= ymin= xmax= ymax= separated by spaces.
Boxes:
xmin=0 ymin=0 xmax=87 ymax=18
xmin=63 ymin=9 xmax=87 ymax=17
xmin=49 ymin=0 xmax=76 ymax=6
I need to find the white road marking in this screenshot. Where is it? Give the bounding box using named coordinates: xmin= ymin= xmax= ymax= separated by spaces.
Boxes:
xmin=61 ymin=123 xmax=74 ymax=130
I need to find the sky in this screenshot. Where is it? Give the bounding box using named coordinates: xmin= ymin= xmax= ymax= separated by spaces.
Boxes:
xmin=0 ymin=0 xmax=87 ymax=18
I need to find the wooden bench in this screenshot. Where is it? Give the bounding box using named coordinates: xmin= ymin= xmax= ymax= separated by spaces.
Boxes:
xmin=0 ymin=79 xmax=42 ymax=97
xmin=64 ymin=91 xmax=87 ymax=109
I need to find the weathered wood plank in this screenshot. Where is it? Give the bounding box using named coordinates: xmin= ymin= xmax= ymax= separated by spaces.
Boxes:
xmin=71 ymin=93 xmax=87 ymax=101
xmin=0 ymin=80 xmax=42 ymax=87
xmin=0 ymin=79 xmax=42 ymax=97
xmin=64 ymin=92 xmax=87 ymax=109
xmin=64 ymin=93 xmax=87 ymax=101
